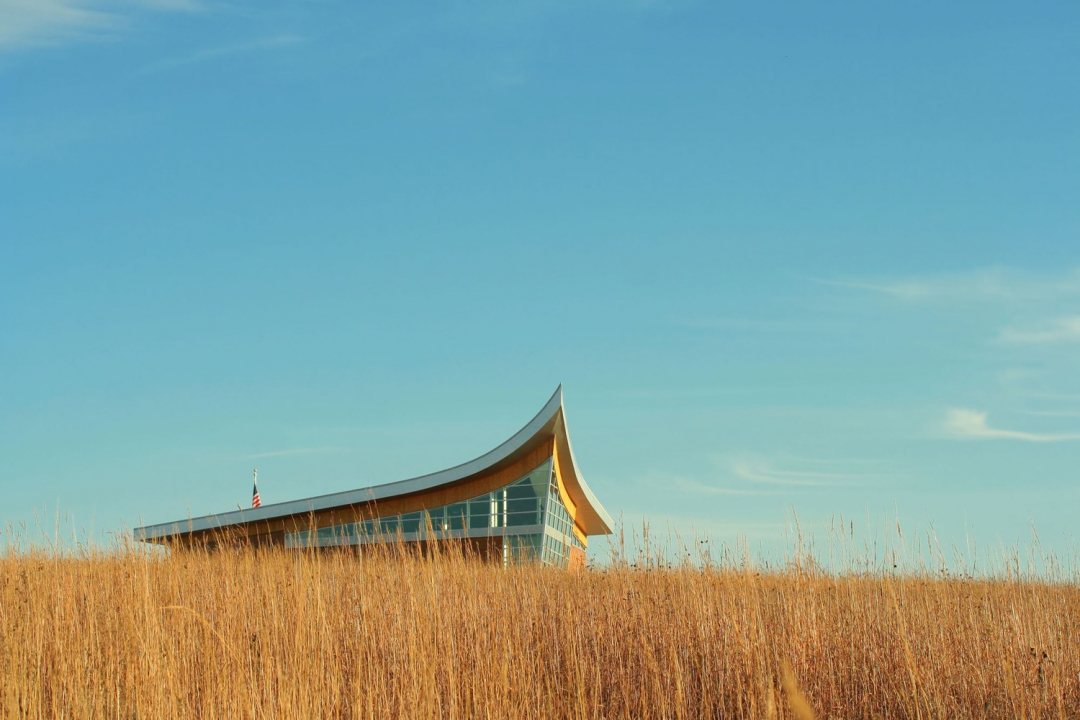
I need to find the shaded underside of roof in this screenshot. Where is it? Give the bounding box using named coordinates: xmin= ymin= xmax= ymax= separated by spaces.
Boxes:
xmin=134 ymin=386 xmax=613 ymax=543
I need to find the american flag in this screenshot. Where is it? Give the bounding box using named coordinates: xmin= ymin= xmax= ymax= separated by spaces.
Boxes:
xmin=252 ymin=469 xmax=261 ymax=508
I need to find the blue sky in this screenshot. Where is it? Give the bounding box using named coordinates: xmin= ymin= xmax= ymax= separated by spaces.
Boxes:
xmin=2 ymin=0 xmax=1078 ymax=567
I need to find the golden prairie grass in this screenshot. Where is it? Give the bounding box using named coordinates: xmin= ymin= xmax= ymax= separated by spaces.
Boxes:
xmin=1 ymin=535 xmax=1078 ymax=719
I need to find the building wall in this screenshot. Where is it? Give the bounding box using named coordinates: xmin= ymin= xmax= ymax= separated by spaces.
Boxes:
xmin=551 ymin=436 xmax=588 ymax=549
xmin=165 ymin=434 xmax=597 ymax=572
xmin=170 ymin=438 xmax=557 ymax=550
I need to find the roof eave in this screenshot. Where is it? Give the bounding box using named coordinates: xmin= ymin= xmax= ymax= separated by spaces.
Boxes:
xmin=134 ymin=386 xmax=613 ymax=541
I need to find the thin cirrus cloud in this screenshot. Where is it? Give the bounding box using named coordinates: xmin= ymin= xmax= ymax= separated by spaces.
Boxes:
xmin=822 ymin=268 xmax=1080 ymax=353
xmin=669 ymin=475 xmax=777 ymax=496
xmin=818 ymin=266 xmax=1080 ymax=304
xmin=942 ymin=408 xmax=1080 ymax=442
xmin=617 ymin=511 xmax=785 ymax=541
xmin=730 ymin=459 xmax=873 ymax=487
xmin=138 ymin=33 xmax=306 ymax=74
xmin=997 ymin=316 xmax=1080 ymax=345
xmin=1020 ymin=409 xmax=1080 ymax=418
xmin=241 ymin=446 xmax=345 ymax=460
xmin=0 ymin=0 xmax=199 ymax=52
xmin=667 ymin=456 xmax=884 ymax=497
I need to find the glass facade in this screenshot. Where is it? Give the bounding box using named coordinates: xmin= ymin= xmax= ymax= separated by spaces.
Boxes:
xmin=283 ymin=456 xmax=585 ymax=568
xmin=541 ymin=466 xmax=584 ymax=567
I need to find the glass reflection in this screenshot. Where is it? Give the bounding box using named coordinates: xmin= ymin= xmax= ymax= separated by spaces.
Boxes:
xmin=284 ymin=456 xmax=579 ymax=567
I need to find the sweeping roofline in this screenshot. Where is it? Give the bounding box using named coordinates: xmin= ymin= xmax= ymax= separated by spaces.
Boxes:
xmin=134 ymin=386 xmax=613 ymax=542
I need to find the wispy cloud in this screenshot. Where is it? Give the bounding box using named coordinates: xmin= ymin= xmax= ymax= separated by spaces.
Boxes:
xmin=140 ymin=33 xmax=305 ymax=73
xmin=998 ymin=316 xmax=1080 ymax=345
xmin=942 ymin=408 xmax=1080 ymax=442
xmin=666 ymin=316 xmax=795 ymax=332
xmin=819 ymin=266 xmax=1080 ymax=305
xmin=1020 ymin=409 xmax=1080 ymax=418
xmin=615 ymin=511 xmax=785 ymax=542
xmin=0 ymin=0 xmax=199 ymax=52
xmin=1015 ymin=391 xmax=1080 ymax=402
xmin=669 ymin=475 xmax=777 ymax=496
xmin=674 ymin=455 xmax=889 ymax=494
xmin=817 ymin=277 xmax=940 ymax=301
xmin=730 ymin=458 xmax=873 ymax=487
xmin=242 ymin=446 xmax=344 ymax=460
xmin=611 ymin=386 xmax=760 ymax=400
xmin=773 ymin=453 xmax=886 ymax=467
xmin=0 ymin=0 xmax=116 ymax=50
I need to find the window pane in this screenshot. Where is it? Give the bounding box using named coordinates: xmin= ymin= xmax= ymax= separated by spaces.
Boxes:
xmin=506 ymin=511 xmax=539 ymax=527
xmin=468 ymin=498 xmax=490 ymax=528
xmin=506 ymin=498 xmax=538 ymax=513
xmin=504 ymin=485 xmax=540 ymax=500
xmin=400 ymin=512 xmax=421 ymax=534
xmin=468 ymin=509 xmax=490 ymax=529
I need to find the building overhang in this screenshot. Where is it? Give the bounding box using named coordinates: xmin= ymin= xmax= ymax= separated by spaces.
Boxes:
xmin=134 ymin=386 xmax=613 ymax=544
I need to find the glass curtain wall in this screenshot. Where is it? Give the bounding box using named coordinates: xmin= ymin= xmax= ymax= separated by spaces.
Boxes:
xmin=541 ymin=465 xmax=583 ymax=567
xmin=284 ymin=457 xmax=582 ymax=568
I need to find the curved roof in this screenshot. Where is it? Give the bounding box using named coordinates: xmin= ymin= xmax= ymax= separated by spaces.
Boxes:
xmin=134 ymin=386 xmax=613 ymax=542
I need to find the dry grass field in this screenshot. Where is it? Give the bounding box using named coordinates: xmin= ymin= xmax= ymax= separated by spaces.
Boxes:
xmin=1 ymin=533 xmax=1078 ymax=719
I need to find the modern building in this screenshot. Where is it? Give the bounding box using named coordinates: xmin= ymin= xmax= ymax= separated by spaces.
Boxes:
xmin=134 ymin=387 xmax=612 ymax=568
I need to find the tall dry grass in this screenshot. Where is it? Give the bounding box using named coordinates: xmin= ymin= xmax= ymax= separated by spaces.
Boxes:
xmin=1 ymin=531 xmax=1078 ymax=719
